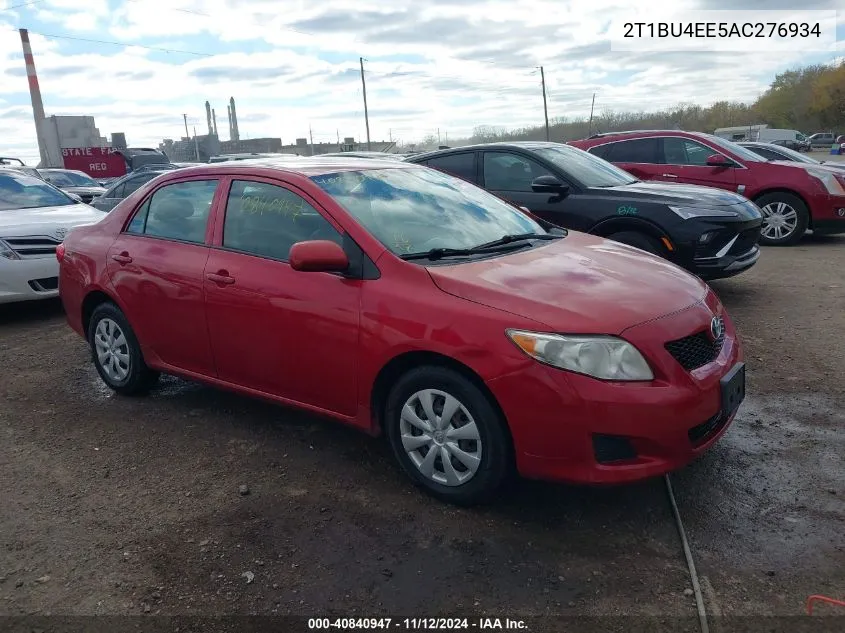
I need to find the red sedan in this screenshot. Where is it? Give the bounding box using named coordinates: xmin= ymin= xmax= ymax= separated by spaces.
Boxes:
xmin=58 ymin=158 xmax=745 ymax=505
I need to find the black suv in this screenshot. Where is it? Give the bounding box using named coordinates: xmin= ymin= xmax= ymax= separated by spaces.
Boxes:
xmin=406 ymin=142 xmax=763 ymax=280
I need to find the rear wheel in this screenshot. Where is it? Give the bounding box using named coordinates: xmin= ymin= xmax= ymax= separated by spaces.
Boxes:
xmin=606 ymin=231 xmax=663 ymax=256
xmin=755 ymin=192 xmax=809 ymax=246
xmin=88 ymin=302 xmax=159 ymax=396
xmin=384 ymin=366 xmax=512 ymax=506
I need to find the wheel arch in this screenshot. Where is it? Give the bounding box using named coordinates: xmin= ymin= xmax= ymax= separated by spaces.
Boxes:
xmin=589 ymin=216 xmax=670 ymax=249
xmin=752 ymin=189 xmax=813 ymax=228
xmin=369 ymin=350 xmax=514 ymax=452
xmin=81 ymin=288 xmax=121 ymax=337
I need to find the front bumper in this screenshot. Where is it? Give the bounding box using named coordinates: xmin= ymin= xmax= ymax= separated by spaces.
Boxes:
xmin=812 ymin=196 xmax=845 ymax=234
xmin=668 ymin=216 xmax=762 ymax=279
xmin=487 ymin=293 xmax=743 ymax=485
xmin=0 ymin=256 xmax=61 ymax=304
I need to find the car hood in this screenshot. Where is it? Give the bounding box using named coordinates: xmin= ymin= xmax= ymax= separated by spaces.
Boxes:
xmin=594 ymin=181 xmax=748 ymax=207
xmin=772 ymin=160 xmax=845 ymax=173
xmin=62 ymin=186 xmax=107 ymax=195
xmin=427 ymin=232 xmax=708 ymax=335
xmin=0 ymin=203 xmax=105 ymax=236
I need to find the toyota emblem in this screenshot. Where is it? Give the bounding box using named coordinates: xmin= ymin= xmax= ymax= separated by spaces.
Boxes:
xmin=55 ymin=228 xmax=67 ymax=240
xmin=710 ymin=316 xmax=724 ymax=340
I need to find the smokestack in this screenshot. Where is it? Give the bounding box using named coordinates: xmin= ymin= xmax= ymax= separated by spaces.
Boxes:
xmin=19 ymin=29 xmax=48 ymax=167
xmin=212 ymin=108 xmax=218 ymax=137
xmin=227 ymin=105 xmax=233 ymax=141
xmin=229 ymin=96 xmax=239 ymax=142
xmin=205 ymin=101 xmax=213 ymax=136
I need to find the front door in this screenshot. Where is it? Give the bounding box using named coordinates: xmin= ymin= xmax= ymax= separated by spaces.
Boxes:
xmin=657 ymin=137 xmax=738 ymax=192
xmin=203 ymin=178 xmax=361 ymax=417
xmin=106 ymin=178 xmax=220 ymax=376
xmin=481 ymin=150 xmax=589 ymax=230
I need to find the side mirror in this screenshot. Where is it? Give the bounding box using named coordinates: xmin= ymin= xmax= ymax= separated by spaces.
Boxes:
xmin=289 ymin=240 xmax=349 ymax=273
xmin=706 ymin=154 xmax=733 ymax=168
xmin=531 ymin=175 xmax=569 ymax=194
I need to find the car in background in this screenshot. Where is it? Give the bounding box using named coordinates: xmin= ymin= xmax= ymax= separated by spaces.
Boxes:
xmin=406 ymin=142 xmax=762 ymax=280
xmin=0 ymin=170 xmax=104 ymax=304
xmin=769 ymin=138 xmax=812 ymax=152
xmin=739 ymin=142 xmax=845 ymax=173
xmin=39 ymin=169 xmax=107 ymax=204
xmin=208 ymin=153 xmax=296 ymax=163
xmin=807 ymin=132 xmax=838 ymax=149
xmin=317 ymin=152 xmax=405 ymax=160
xmin=58 ymin=157 xmax=745 ymax=504
xmin=570 ymin=131 xmax=845 ymax=246
xmin=90 ymin=167 xmax=175 ymax=212
xmin=0 ymin=164 xmax=45 ymax=181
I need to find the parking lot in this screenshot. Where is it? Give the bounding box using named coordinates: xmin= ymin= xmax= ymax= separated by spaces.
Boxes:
xmin=1 ymin=232 xmax=844 ymax=628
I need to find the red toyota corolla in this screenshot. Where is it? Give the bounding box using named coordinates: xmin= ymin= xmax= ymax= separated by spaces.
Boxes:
xmin=58 ymin=158 xmax=745 ymax=504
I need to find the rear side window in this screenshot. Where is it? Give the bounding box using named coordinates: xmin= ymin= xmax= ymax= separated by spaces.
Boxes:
xmin=126 ymin=179 xmax=218 ymax=244
xmin=750 ymin=147 xmax=782 ymax=161
xmin=603 ymin=138 xmax=659 ymax=164
xmin=222 ymin=180 xmax=342 ymax=261
xmin=587 ymin=145 xmax=611 ymax=159
xmin=424 ymin=153 xmax=477 ymax=183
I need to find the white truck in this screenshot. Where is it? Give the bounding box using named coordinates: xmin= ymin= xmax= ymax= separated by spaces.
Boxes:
xmin=714 ymin=125 xmax=810 ymax=151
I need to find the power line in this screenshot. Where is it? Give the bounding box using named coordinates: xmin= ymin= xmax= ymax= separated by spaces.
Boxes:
xmin=2 ymin=0 xmax=47 ymax=11
xmin=5 ymin=28 xmax=213 ymax=56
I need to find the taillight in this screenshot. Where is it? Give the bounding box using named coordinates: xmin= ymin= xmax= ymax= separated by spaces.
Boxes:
xmin=56 ymin=243 xmax=65 ymax=262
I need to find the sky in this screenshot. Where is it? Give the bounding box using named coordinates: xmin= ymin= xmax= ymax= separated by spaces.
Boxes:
xmin=1 ymin=0 xmax=843 ymax=165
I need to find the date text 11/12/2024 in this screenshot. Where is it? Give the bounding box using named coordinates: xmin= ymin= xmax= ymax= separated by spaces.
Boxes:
xmin=308 ymin=618 xmax=528 ymax=630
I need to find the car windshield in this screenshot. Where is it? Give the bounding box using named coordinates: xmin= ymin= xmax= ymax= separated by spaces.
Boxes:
xmin=531 ymin=144 xmax=638 ymax=187
xmin=45 ymin=171 xmax=99 ymax=187
xmin=0 ymin=172 xmax=76 ymax=210
xmin=311 ymin=166 xmax=546 ymax=257
xmin=703 ymin=135 xmax=765 ymax=162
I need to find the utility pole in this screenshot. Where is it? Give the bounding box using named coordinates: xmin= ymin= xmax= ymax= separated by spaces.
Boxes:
xmin=437 ymin=128 xmax=440 ymax=144
xmin=359 ymin=57 xmax=371 ymax=151
xmin=192 ymin=126 xmax=200 ymax=161
xmin=539 ymin=66 xmax=550 ymax=141
xmin=588 ymin=92 xmax=596 ymax=137
xmin=336 ymin=129 xmax=340 ymax=145
xmin=309 ymin=125 xmax=314 ymax=156
xmin=183 ymin=114 xmax=189 ymax=139
xmin=389 ymin=129 xmax=392 ymax=143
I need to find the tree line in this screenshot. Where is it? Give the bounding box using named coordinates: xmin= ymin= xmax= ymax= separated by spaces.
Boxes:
xmin=414 ymin=60 xmax=844 ymax=148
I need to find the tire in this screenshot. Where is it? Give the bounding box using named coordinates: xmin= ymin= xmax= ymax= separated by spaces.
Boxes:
xmin=87 ymin=302 xmax=159 ymax=396
xmin=606 ymin=231 xmax=662 ymax=256
xmin=384 ymin=366 xmax=512 ymax=506
xmin=755 ymin=192 xmax=810 ymax=246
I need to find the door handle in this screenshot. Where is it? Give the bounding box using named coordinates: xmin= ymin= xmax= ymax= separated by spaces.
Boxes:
xmin=661 ymin=173 xmax=678 ymax=178
xmin=111 ymin=253 xmax=132 ymax=264
xmin=206 ymin=272 xmax=235 ymax=285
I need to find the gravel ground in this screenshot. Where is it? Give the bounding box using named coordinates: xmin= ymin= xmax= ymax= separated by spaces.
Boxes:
xmin=0 ymin=233 xmax=843 ymax=631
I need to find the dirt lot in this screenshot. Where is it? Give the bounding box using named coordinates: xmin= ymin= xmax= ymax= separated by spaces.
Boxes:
xmin=1 ymin=234 xmax=843 ymax=630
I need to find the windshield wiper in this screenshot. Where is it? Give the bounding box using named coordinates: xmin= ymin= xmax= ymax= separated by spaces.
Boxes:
xmin=401 ymin=232 xmax=560 ymax=261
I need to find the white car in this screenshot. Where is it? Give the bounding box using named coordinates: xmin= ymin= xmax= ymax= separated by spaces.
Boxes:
xmin=0 ymin=171 xmax=106 ymax=304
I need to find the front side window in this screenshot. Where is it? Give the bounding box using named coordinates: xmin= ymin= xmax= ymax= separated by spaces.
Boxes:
xmin=662 ymin=138 xmax=717 ymax=166
xmin=311 ymin=166 xmax=544 ymax=257
xmin=223 ymin=180 xmax=342 ymax=261
xmin=128 ymin=179 xmax=217 ymax=243
xmin=483 ymin=152 xmax=554 ymax=192
xmin=0 ymin=172 xmax=76 ymax=211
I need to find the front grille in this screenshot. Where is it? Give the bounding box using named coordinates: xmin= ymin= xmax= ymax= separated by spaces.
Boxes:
xmin=592 ymin=434 xmax=637 ymax=464
xmin=28 ymin=277 xmax=59 ymax=292
xmin=729 ymin=227 xmax=762 ymax=255
xmin=665 ymin=325 xmax=724 ymax=371
xmin=688 ymin=412 xmax=728 ymax=445
xmin=1 ymin=235 xmax=60 ymax=259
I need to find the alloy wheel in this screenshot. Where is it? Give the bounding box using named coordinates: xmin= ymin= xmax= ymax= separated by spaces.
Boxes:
xmin=760 ymin=201 xmax=798 ymax=241
xmin=94 ymin=318 xmax=131 ymax=382
xmin=399 ymin=389 xmax=482 ymax=487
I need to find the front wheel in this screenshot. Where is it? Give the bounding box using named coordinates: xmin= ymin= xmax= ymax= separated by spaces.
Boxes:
xmin=606 ymin=231 xmax=663 ymax=256
xmin=755 ymin=193 xmax=809 ymax=246
xmin=384 ymin=366 xmax=512 ymax=506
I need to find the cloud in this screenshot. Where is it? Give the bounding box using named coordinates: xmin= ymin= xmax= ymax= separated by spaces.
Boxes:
xmin=0 ymin=0 xmax=840 ymax=164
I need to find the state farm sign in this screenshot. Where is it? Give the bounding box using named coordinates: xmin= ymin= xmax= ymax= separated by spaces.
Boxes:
xmin=61 ymin=147 xmax=127 ymax=178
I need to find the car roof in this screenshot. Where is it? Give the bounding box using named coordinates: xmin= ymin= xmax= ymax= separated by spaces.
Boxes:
xmin=577 ymin=130 xmax=709 ymax=144
xmin=409 ymin=141 xmax=570 ymax=161
xmin=160 ymin=155 xmax=418 ymax=178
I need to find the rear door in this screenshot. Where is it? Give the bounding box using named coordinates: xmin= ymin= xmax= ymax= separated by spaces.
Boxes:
xmin=657 ymin=136 xmax=738 ymax=191
xmin=593 ymin=138 xmax=662 ymax=181
xmin=106 ymin=178 xmax=221 ymax=376
xmin=203 ymin=177 xmax=361 ymax=416
xmin=480 ymin=150 xmax=591 ymax=230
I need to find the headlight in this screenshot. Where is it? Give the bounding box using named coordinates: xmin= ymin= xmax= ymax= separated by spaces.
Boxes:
xmin=669 ymin=206 xmax=740 ymax=220
xmin=506 ymin=329 xmax=654 ymax=381
xmin=0 ymin=239 xmax=20 ymax=260
xmin=807 ymin=168 xmax=845 ymax=195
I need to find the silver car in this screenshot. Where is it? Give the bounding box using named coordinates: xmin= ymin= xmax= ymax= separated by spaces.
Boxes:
xmin=90 ymin=170 xmax=167 ymax=212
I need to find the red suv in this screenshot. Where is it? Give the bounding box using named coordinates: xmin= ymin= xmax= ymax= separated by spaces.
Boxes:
xmin=57 ymin=158 xmax=745 ymax=505
xmin=570 ymin=131 xmax=845 ymax=245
